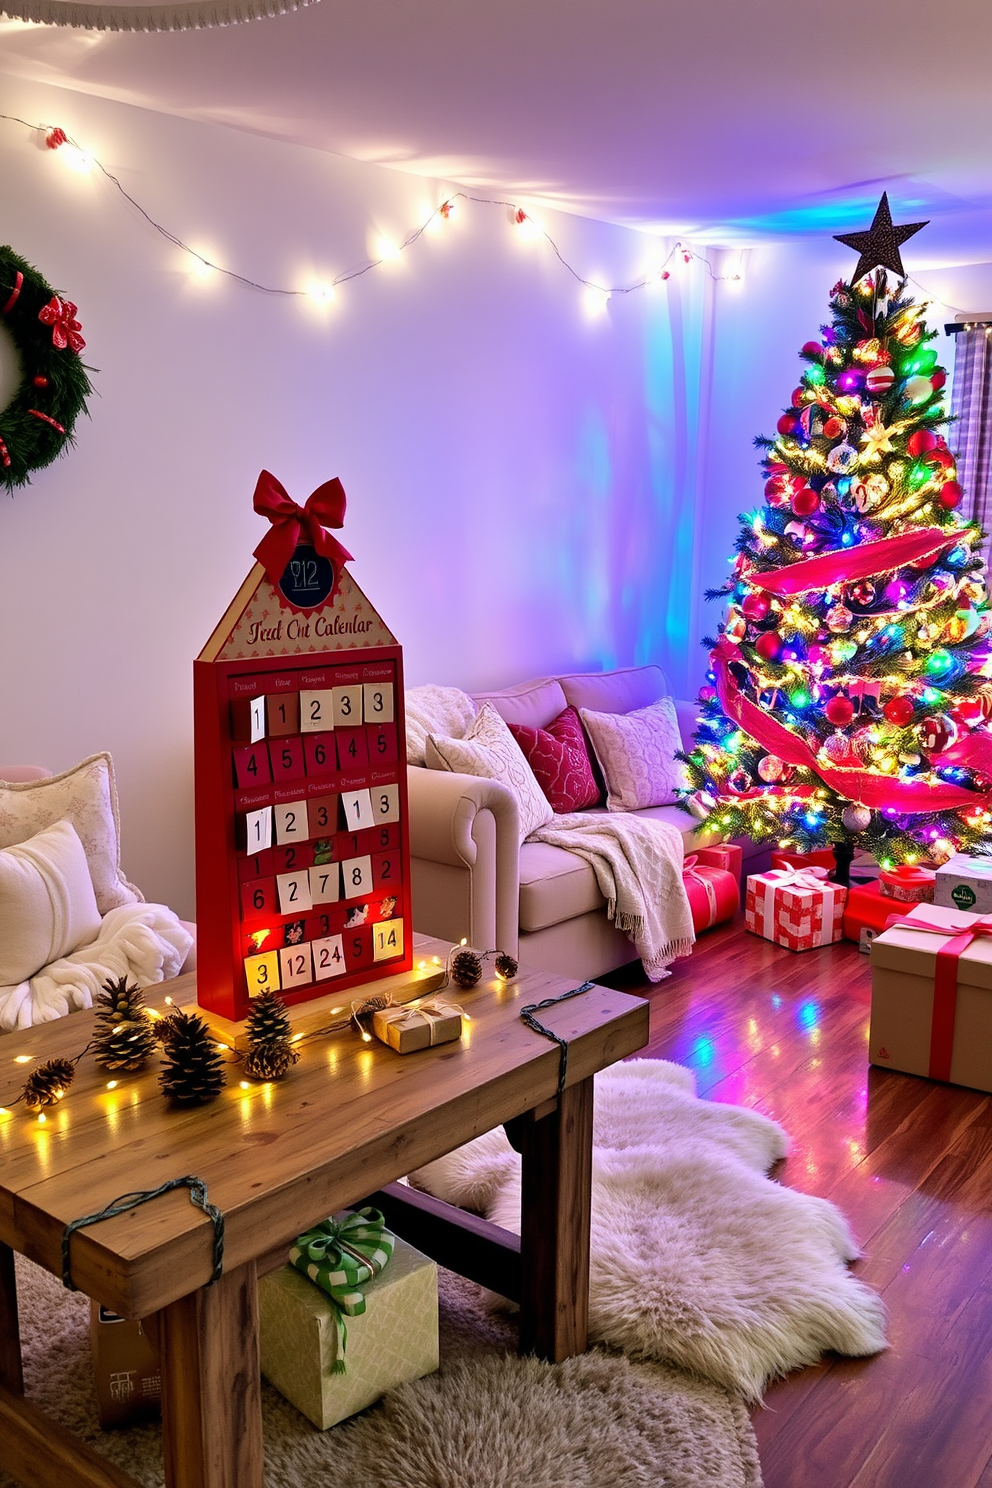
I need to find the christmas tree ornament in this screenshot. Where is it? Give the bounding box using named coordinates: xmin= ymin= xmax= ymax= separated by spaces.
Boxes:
xmin=904 ymin=375 xmax=934 ymax=405
xmin=918 ymin=715 xmax=958 ymax=754
xmin=777 ymin=413 xmax=798 ymax=436
xmin=494 ymin=952 xmax=519 ymax=981
xmin=755 ymin=631 xmax=783 ymax=661
xmin=834 ymin=193 xmax=928 ymax=283
xmin=449 ymin=948 xmax=483 ymax=988
xmin=939 ymin=480 xmax=963 ymax=509
xmin=728 ymin=768 xmax=752 ymax=795
xmin=825 ymin=695 xmax=855 ymax=727
xmin=20 ymin=1056 xmax=77 ymax=1112
xmin=802 ymin=340 xmax=824 ymax=360
xmin=757 ymin=754 xmax=785 ymax=782
xmin=884 ymin=577 xmax=913 ymax=606
xmin=807 ymin=644 xmax=831 ymax=669
xmin=826 ymin=604 xmax=854 ymax=633
xmin=883 ymin=696 xmax=915 ymax=727
xmin=931 ymin=370 xmax=947 ymax=392
xmin=92 ymin=976 xmax=158 ymax=1072
xmin=951 ymin=696 xmax=987 ymax=728
xmin=791 ymin=386 xmax=806 ymax=408
xmin=826 ymin=443 xmax=858 ymax=474
xmin=850 ymin=581 xmax=877 ymax=608
xmin=865 ymin=366 xmax=895 ymax=394
xmin=822 ymin=732 xmax=853 ymax=764
xmin=783 ymin=520 xmax=814 ymax=547
xmin=724 ymin=612 xmax=747 ymax=643
xmin=822 ymin=417 xmax=847 ymax=440
xmin=791 ymin=486 xmax=820 ymax=516
xmin=842 ymin=803 xmax=872 ymax=833
xmin=158 ymin=1010 xmax=226 ymax=1105
xmin=852 ymin=481 xmax=875 ymax=513
xmin=741 ymin=592 xmax=770 ymax=621
xmin=907 ymin=429 xmax=938 ymax=457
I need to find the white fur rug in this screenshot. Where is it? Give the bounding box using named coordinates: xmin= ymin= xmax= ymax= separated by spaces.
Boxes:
xmin=412 ymin=1058 xmax=888 ymax=1401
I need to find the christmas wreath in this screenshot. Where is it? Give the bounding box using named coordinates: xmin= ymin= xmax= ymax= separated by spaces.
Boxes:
xmin=0 ymin=245 xmax=93 ymax=493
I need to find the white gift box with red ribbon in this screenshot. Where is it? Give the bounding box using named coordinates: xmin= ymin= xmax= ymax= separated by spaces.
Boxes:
xmin=745 ymin=865 xmax=847 ymax=951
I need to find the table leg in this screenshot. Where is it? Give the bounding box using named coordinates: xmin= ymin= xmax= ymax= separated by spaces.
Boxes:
xmin=512 ymin=1075 xmax=593 ymax=1362
xmin=0 ymin=1242 xmax=22 ymax=1395
xmin=159 ymin=1260 xmax=264 ymax=1488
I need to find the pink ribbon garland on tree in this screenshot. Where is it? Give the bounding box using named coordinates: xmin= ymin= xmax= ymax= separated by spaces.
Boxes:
xmin=252 ymin=469 xmax=354 ymax=590
xmin=745 ymin=527 xmax=961 ymax=597
xmin=711 ymin=639 xmax=992 ymax=812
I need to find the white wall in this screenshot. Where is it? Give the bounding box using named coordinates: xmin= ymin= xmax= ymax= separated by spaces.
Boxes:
xmin=0 ymin=74 xmax=711 ymax=916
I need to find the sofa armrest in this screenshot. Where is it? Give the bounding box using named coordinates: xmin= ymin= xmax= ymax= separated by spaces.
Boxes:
xmin=406 ymin=766 xmax=521 ymax=954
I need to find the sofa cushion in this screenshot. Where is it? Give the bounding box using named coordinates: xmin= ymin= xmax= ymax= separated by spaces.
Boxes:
xmin=580 ymin=698 xmax=687 ymax=810
xmin=559 ymin=665 xmax=669 ymax=717
xmin=519 ymin=841 xmax=605 ymax=932
xmin=426 ymin=702 xmax=554 ymax=845
xmin=508 ymin=707 xmax=601 ymax=813
xmin=470 ymin=678 xmax=568 ymax=731
xmin=0 ymin=820 xmax=102 ymax=985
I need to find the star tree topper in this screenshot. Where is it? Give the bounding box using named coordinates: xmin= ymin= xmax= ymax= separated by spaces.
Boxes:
xmin=834 ymin=192 xmax=929 ymax=283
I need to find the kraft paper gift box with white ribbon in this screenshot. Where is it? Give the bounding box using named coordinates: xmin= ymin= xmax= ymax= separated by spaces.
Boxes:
xmin=934 ymin=853 xmax=992 ymax=915
xmin=745 ymin=866 xmax=846 ymax=951
xmin=372 ymin=997 xmax=462 ymax=1054
xmin=869 ymin=901 xmax=992 ymax=1094
xmin=258 ymin=1235 xmax=439 ymax=1430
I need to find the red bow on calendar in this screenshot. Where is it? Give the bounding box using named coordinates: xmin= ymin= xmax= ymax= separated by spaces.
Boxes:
xmin=252 ymin=470 xmax=354 ymax=589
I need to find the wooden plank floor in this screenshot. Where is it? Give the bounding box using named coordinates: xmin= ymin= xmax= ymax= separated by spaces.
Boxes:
xmin=602 ymin=912 xmax=992 ymax=1488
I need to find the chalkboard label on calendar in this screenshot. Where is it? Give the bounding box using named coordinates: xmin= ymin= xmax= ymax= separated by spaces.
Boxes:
xmin=278 ymin=545 xmax=336 ymax=611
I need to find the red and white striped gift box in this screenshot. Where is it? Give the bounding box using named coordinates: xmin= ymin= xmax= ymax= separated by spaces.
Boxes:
xmin=744 ymin=866 xmax=847 ymax=952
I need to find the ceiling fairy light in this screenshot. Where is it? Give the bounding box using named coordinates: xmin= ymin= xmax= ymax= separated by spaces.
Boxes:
xmin=1 ymin=0 xmax=311 ymax=30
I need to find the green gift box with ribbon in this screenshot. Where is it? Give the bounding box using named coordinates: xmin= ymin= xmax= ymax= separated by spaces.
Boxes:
xmin=259 ymin=1211 xmax=439 ymax=1430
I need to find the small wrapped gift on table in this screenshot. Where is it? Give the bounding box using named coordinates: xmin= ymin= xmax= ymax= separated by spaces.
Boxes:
xmin=934 ymin=853 xmax=992 ymax=915
xmin=879 ymin=864 xmax=936 ymax=903
xmin=745 ymin=865 xmax=847 ymax=951
xmin=869 ymin=902 xmax=992 ymax=1092
xmin=259 ymin=1210 xmax=439 ymax=1430
xmin=682 ymin=854 xmax=739 ymax=934
xmin=372 ymin=997 xmax=462 ymax=1054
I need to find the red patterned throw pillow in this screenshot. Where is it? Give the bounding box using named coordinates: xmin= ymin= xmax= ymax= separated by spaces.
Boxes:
xmin=509 ymin=706 xmax=601 ymax=814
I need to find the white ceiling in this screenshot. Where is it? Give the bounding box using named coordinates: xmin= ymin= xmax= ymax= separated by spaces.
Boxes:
xmin=3 ymin=0 xmax=992 ymax=258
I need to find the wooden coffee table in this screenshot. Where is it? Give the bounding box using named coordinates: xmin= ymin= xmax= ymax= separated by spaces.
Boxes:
xmin=0 ymin=938 xmax=648 ymax=1488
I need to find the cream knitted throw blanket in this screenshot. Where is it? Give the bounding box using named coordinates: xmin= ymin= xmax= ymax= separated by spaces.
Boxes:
xmin=529 ymin=812 xmax=694 ymax=980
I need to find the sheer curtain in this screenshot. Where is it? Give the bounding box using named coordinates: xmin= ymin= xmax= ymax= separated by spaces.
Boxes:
xmin=951 ymin=325 xmax=992 ymax=543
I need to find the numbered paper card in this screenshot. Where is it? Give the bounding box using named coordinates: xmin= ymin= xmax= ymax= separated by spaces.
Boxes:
xmin=332 ymin=685 xmax=363 ymax=726
xmin=373 ymin=917 xmax=404 ymax=962
xmin=245 ymin=950 xmax=281 ymax=995
xmin=245 ymin=806 xmax=273 ymax=855
xmin=341 ymin=788 xmax=376 ymax=833
xmin=363 ymin=681 xmax=394 ymax=724
xmin=277 ymin=869 xmax=313 ymax=915
xmin=341 ymin=855 xmax=374 ymax=899
xmin=279 ymin=943 xmax=314 ymax=990
xmin=309 ymin=863 xmax=340 ymax=904
xmin=312 ymin=934 xmax=346 ymax=980
xmin=300 ymin=689 xmax=335 ymax=734
xmin=274 ymin=800 xmax=309 ymax=845
xmin=372 ymin=784 xmax=401 ymax=825
xmin=250 ymin=695 xmax=267 ymax=743
xmin=266 ymin=694 xmax=300 ymax=737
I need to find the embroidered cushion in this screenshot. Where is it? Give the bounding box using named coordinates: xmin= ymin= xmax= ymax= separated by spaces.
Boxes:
xmin=0 ymin=754 xmax=142 ymax=914
xmin=0 ymin=820 xmax=102 ymax=985
xmin=425 ymin=702 xmax=554 ymax=844
xmin=508 ymin=707 xmax=601 ymax=813
xmin=580 ymin=697 xmax=687 ymax=811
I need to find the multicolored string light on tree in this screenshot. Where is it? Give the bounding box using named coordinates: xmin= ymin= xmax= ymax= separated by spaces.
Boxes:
xmin=680 ymin=198 xmax=992 ymax=869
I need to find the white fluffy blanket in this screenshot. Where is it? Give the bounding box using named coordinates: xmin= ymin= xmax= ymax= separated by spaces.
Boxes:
xmin=405 ymin=685 xmax=478 ymax=766
xmin=0 ymin=903 xmax=193 ymax=1032
xmin=412 ymin=1058 xmax=887 ymax=1400
xmin=530 ymin=813 xmax=694 ymax=980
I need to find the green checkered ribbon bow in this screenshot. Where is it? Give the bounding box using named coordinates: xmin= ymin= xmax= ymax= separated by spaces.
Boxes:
xmin=289 ymin=1206 xmax=395 ymax=1374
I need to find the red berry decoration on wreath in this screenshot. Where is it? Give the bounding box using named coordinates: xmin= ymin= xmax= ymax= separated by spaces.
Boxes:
xmin=0 ymin=245 xmax=93 ymax=490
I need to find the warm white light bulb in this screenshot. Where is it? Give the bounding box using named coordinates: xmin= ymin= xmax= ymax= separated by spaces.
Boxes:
xmin=583 ymin=286 xmax=611 ymax=317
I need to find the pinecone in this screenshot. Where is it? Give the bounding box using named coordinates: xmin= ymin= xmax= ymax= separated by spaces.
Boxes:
xmin=92 ymin=976 xmax=158 ymax=1072
xmin=494 ymin=952 xmax=519 ymax=982
xmin=157 ymin=1011 xmax=226 ymax=1105
xmin=242 ymin=1040 xmax=299 ymax=1081
xmin=450 ymin=948 xmax=483 ymax=988
xmin=22 ymin=1057 xmax=76 ymax=1112
xmin=244 ymin=989 xmax=292 ymax=1047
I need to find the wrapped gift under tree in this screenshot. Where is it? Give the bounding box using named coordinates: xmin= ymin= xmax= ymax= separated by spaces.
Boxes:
xmin=745 ymin=865 xmax=847 ymax=951
xmin=682 ymin=854 xmax=739 ymax=934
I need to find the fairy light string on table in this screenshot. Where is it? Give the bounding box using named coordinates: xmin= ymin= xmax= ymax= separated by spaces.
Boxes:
xmin=0 ymin=113 xmax=743 ymax=311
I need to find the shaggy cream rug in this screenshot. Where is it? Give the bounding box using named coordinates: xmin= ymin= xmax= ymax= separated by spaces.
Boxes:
xmin=412 ymin=1058 xmax=888 ymax=1401
xmin=4 ymin=1256 xmax=762 ymax=1488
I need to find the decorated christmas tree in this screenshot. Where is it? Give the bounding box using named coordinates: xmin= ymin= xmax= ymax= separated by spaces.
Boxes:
xmin=681 ymin=195 xmax=992 ymax=872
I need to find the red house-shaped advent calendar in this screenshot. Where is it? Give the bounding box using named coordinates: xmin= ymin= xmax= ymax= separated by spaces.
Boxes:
xmin=193 ymin=474 xmax=413 ymax=1022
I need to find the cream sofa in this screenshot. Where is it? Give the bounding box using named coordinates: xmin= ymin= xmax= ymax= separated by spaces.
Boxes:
xmin=407 ymin=664 xmax=765 ymax=981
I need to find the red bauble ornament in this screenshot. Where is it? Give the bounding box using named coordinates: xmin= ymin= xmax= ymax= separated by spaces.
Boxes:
xmin=742 ymin=592 xmax=770 ymax=622
xmin=757 ymin=754 xmax=784 ymax=783
xmin=791 ymin=387 xmax=806 ymax=408
xmin=939 ymin=480 xmax=963 ymax=509
xmin=907 ymin=429 xmax=938 ymax=457
xmin=928 ymin=448 xmax=956 ymax=470
xmin=883 ymin=696 xmax=915 ymax=727
xmin=822 ymin=732 xmax=853 ymax=764
xmin=949 ymin=700 xmax=982 ymax=731
xmin=931 ymin=369 xmax=947 ymax=391
xmin=754 ymin=631 xmax=782 ymax=661
xmin=825 ymin=696 xmax=854 ymax=727
xmin=791 ymin=487 xmax=820 ymax=516
xmin=918 ymin=715 xmax=957 ymax=754
xmin=777 ymin=414 xmax=798 ymax=436
xmin=698 ymin=684 xmax=716 ymax=702
xmin=802 ymin=341 xmax=824 ymax=361
xmin=822 ymin=416 xmax=846 ymax=440
xmin=865 ymin=366 xmax=895 ymax=395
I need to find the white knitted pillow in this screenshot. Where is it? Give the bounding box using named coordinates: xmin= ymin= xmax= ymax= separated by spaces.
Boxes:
xmin=580 ymin=697 xmax=687 ymax=811
xmin=426 ymin=702 xmax=554 ymax=844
